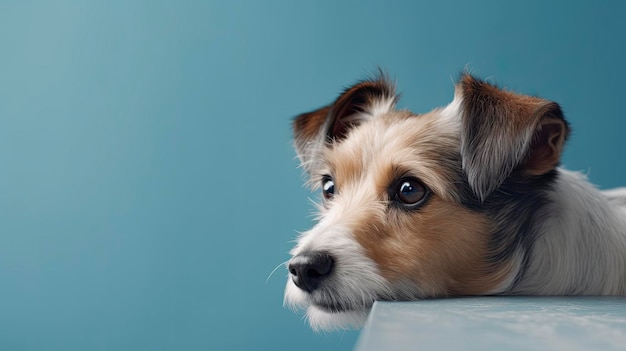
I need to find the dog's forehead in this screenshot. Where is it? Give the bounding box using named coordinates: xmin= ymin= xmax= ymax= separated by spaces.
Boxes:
xmin=329 ymin=110 xmax=456 ymax=162
xmin=323 ymin=110 xmax=461 ymax=198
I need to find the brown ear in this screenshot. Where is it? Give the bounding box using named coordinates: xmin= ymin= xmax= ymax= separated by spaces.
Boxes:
xmin=458 ymin=74 xmax=570 ymax=201
xmin=292 ymin=76 xmax=398 ymax=173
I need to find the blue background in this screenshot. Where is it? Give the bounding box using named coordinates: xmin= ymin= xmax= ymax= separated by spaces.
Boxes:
xmin=1 ymin=1 xmax=625 ymax=350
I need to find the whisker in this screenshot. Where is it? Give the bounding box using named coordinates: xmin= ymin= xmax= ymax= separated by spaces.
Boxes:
xmin=266 ymin=261 xmax=289 ymax=284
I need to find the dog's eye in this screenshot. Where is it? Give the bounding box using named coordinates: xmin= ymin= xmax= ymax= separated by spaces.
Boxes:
xmin=322 ymin=176 xmax=335 ymax=200
xmin=394 ymin=177 xmax=427 ymax=206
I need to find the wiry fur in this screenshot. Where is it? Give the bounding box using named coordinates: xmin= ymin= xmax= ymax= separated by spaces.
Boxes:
xmin=284 ymin=73 xmax=626 ymax=331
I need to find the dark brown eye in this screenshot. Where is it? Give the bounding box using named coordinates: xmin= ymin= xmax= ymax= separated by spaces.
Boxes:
xmin=322 ymin=176 xmax=335 ymax=200
xmin=395 ymin=177 xmax=427 ymax=206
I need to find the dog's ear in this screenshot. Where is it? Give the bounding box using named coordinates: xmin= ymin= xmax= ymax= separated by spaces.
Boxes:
xmin=293 ymin=77 xmax=398 ymax=173
xmin=458 ymin=74 xmax=570 ymax=201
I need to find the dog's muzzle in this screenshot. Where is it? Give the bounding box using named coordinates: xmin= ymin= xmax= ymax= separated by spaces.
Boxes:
xmin=288 ymin=251 xmax=334 ymax=293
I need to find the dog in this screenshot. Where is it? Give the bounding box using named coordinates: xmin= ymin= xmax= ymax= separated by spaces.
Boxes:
xmin=283 ymin=72 xmax=626 ymax=331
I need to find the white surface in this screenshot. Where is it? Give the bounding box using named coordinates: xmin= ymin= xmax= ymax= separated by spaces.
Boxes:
xmin=355 ymin=297 xmax=626 ymax=351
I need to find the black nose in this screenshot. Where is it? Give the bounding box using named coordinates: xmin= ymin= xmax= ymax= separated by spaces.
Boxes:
xmin=288 ymin=252 xmax=334 ymax=293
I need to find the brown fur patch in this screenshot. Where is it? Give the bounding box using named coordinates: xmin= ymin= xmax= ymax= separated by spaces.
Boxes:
xmin=329 ymin=80 xmax=396 ymax=140
xmin=459 ymin=74 xmax=569 ymax=169
xmin=354 ymin=197 xmax=509 ymax=296
xmin=459 ymin=74 xmax=569 ymax=199
xmin=460 ymin=74 xmax=549 ymax=134
xmin=292 ymin=77 xmax=397 ymax=165
xmin=293 ymin=105 xmax=331 ymax=148
xmin=525 ymin=117 xmax=568 ymax=175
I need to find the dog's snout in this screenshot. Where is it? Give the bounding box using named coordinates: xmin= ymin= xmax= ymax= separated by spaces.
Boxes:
xmin=288 ymin=252 xmax=334 ymax=293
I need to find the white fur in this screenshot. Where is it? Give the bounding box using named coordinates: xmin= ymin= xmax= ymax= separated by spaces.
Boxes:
xmin=510 ymin=169 xmax=626 ymax=295
xmin=439 ymin=86 xmax=463 ymax=124
xmin=366 ymin=97 xmax=397 ymax=119
xmin=284 ymin=219 xmax=391 ymax=330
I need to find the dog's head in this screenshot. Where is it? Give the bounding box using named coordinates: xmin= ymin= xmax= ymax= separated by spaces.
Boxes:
xmin=284 ymin=73 xmax=569 ymax=330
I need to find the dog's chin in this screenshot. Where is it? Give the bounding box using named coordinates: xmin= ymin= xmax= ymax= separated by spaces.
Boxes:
xmin=306 ymin=305 xmax=370 ymax=331
xmin=285 ymin=281 xmax=376 ymax=331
